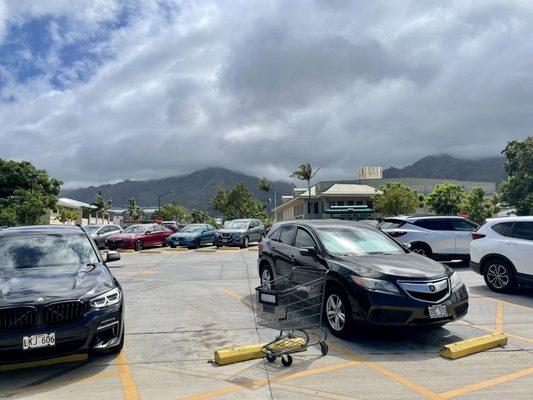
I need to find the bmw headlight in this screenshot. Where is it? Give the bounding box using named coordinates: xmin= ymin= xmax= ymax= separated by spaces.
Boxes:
xmin=351 ymin=276 xmax=401 ymax=295
xmin=449 ymin=272 xmax=463 ymax=290
xmin=89 ymin=287 xmax=122 ymax=308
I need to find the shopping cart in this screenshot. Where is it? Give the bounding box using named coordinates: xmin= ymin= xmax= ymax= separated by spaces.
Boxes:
xmin=255 ymin=267 xmax=329 ymax=367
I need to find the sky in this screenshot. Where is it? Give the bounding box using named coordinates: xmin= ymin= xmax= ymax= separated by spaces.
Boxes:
xmin=0 ymin=0 xmax=531 ymax=188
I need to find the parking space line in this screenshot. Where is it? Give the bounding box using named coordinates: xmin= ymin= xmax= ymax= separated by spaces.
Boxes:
xmin=0 ymin=353 xmax=88 ymax=372
xmin=495 ymin=301 xmax=504 ymax=333
xmin=218 ymin=287 xmax=256 ymax=310
xmin=178 ymin=361 xmax=361 ymax=400
xmin=115 ymin=351 xmax=141 ymax=400
xmin=220 ymin=287 xmax=444 ymax=400
xmin=471 ymin=295 xmax=532 ymax=311
xmin=440 ymin=366 xmax=533 ymax=398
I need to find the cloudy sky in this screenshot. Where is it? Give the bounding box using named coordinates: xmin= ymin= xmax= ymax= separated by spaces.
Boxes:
xmin=0 ymin=0 xmax=531 ymax=188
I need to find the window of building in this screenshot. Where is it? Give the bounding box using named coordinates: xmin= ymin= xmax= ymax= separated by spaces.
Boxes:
xmin=356 ymin=201 xmax=363 ymax=206
xmin=347 ymin=200 xmax=355 ymax=206
xmin=337 ymin=201 xmax=345 ymax=206
xmin=313 ymin=202 xmax=319 ymax=214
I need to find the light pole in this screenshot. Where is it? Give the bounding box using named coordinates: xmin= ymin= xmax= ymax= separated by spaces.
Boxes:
xmin=158 ymin=190 xmax=175 ymax=210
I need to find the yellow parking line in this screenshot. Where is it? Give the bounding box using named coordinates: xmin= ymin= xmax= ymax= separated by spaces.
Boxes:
xmin=115 ymin=351 xmax=141 ymax=400
xmin=495 ymin=301 xmax=504 ymax=333
xmin=218 ymin=288 xmax=256 ymax=310
xmin=178 ymin=361 xmax=360 ymax=400
xmin=0 ymin=353 xmax=87 ymax=372
xmin=440 ymin=367 xmax=533 ymax=398
xmin=220 ymin=287 xmax=443 ymax=400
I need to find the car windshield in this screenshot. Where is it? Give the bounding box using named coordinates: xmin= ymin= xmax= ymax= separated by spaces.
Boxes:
xmin=316 ymin=226 xmax=405 ymax=256
xmin=123 ymin=225 xmax=147 ymax=233
xmin=0 ymin=234 xmax=99 ymax=269
xmin=225 ymin=221 xmax=248 ymax=229
xmin=84 ymin=226 xmax=101 ymax=234
xmin=181 ymin=225 xmax=202 ymax=232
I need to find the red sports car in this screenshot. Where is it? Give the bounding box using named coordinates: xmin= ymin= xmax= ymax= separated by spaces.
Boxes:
xmin=106 ymin=224 xmax=172 ymax=251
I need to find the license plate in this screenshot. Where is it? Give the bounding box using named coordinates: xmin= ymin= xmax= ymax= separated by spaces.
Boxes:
xmin=23 ymin=333 xmax=56 ymax=350
xmin=221 ymin=239 xmax=228 ymax=242
xmin=428 ymin=304 xmax=448 ymax=319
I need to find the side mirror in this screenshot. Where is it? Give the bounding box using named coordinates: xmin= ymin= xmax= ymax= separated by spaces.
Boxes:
xmin=403 ymin=243 xmax=412 ymax=250
xmin=299 ymin=246 xmax=318 ymax=258
xmin=106 ymin=250 xmax=121 ymax=263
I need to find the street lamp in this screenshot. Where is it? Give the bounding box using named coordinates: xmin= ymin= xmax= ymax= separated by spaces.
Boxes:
xmin=158 ymin=190 xmax=175 ymax=210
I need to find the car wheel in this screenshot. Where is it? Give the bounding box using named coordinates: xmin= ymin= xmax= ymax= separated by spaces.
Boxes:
xmin=410 ymin=243 xmax=432 ymax=258
xmin=241 ymin=236 xmax=249 ymax=248
xmin=260 ymin=264 xmax=274 ymax=290
xmin=162 ymin=238 xmax=169 ymax=247
xmin=324 ymin=287 xmax=353 ymax=338
xmin=170 ymin=244 xmax=177 ymax=249
xmin=134 ymin=240 xmax=143 ymax=251
xmin=483 ymin=258 xmax=517 ymax=293
xmin=194 ymin=240 xmax=200 ymax=249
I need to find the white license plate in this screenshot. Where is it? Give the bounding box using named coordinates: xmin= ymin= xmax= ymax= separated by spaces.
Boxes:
xmin=428 ymin=304 xmax=448 ymax=319
xmin=221 ymin=239 xmax=228 ymax=242
xmin=22 ymin=333 xmax=56 ymax=350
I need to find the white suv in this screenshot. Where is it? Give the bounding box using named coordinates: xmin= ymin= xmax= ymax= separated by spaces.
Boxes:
xmin=470 ymin=216 xmax=533 ymax=293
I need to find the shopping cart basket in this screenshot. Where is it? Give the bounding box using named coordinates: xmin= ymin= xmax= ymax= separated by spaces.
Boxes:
xmin=255 ymin=267 xmax=328 ymax=367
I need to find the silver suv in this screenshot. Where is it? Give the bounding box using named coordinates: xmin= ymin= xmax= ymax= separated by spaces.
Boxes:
xmin=380 ymin=216 xmax=478 ymax=262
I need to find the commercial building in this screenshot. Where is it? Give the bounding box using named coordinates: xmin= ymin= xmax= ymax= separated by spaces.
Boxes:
xmin=46 ymin=197 xmax=112 ymax=226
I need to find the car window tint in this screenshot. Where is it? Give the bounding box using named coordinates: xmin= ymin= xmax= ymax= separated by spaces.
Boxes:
xmin=279 ymin=225 xmax=297 ymax=246
xmin=513 ymin=222 xmax=533 ymax=241
xmin=379 ymin=220 xmax=405 ymax=229
xmin=294 ymin=228 xmax=316 ymax=248
xmin=491 ymin=222 xmax=514 ymax=237
xmin=451 ymin=219 xmax=477 ymax=231
xmin=268 ymin=228 xmax=281 ymax=241
xmin=414 ymin=219 xmax=452 ymax=231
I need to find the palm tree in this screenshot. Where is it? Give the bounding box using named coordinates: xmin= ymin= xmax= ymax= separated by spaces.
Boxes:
xmin=126 ymin=197 xmax=143 ymax=222
xmin=290 ymin=163 xmax=320 ymax=216
xmin=257 ymin=177 xmax=273 ymax=217
xmin=91 ymin=193 xmax=113 ymax=223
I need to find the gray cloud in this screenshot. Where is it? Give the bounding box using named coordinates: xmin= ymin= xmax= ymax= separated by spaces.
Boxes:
xmin=0 ymin=0 xmax=531 ymax=188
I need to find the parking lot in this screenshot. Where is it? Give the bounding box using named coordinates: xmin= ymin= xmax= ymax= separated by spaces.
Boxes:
xmin=1 ymin=247 xmax=532 ymax=400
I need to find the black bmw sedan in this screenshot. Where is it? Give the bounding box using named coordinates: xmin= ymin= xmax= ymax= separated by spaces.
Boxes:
xmin=258 ymin=220 xmax=468 ymax=338
xmin=0 ymin=225 xmax=124 ymax=363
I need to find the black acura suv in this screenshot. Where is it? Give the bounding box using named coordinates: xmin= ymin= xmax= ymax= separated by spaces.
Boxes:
xmin=258 ymin=220 xmax=468 ymax=337
xmin=0 ymin=225 xmax=124 ymax=363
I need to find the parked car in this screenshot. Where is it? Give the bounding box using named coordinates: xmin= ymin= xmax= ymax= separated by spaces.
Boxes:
xmin=161 ymin=221 xmax=180 ymax=233
xmin=0 ymin=225 xmax=124 ymax=363
xmin=215 ymin=219 xmax=265 ymax=248
xmin=85 ymin=224 xmax=122 ymax=249
xmin=167 ymin=224 xmax=217 ymax=249
xmin=106 ymin=224 xmax=172 ymax=251
xmin=380 ymin=216 xmax=478 ymax=262
xmin=258 ymin=220 xmax=468 ymax=338
xmin=470 ymin=216 xmax=533 ymax=293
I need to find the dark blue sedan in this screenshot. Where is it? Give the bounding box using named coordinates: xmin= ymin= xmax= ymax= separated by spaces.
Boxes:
xmin=167 ymin=224 xmax=217 ymax=249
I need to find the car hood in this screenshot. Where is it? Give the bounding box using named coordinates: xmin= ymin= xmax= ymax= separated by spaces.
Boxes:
xmin=218 ymin=228 xmax=246 ymax=234
xmin=171 ymin=232 xmax=200 ymax=238
xmin=337 ymin=253 xmax=446 ymax=280
xmin=0 ymin=263 xmax=115 ymax=305
xmin=108 ymin=232 xmax=139 ymax=240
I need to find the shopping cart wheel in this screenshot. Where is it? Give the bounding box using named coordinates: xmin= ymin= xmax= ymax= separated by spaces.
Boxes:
xmin=281 ymin=354 xmax=293 ymax=367
xmin=320 ymin=342 xmax=329 ymax=356
xmin=266 ymin=354 xmax=276 ymax=362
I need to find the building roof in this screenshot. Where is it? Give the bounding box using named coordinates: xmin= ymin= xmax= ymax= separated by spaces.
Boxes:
xmin=322 ymin=183 xmax=380 ymax=196
xmin=57 ymin=197 xmax=97 ymax=210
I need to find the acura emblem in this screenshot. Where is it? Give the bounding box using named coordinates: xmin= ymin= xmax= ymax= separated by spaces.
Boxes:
xmin=429 ymin=285 xmax=436 ymax=293
xmin=34 ymin=297 xmax=45 ymax=303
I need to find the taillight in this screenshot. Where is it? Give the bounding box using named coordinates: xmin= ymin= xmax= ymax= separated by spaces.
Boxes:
xmin=389 ymin=231 xmax=407 ymax=238
xmin=472 ymin=232 xmax=486 ymax=240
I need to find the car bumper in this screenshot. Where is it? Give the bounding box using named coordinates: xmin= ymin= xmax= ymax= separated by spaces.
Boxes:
xmin=106 ymin=239 xmax=134 ymax=249
xmin=469 ymin=261 xmax=482 ymax=275
xmin=169 ymin=237 xmax=197 ymax=247
xmin=0 ymin=302 xmax=124 ymax=364
xmin=214 ymin=236 xmax=243 ymax=246
xmin=348 ymin=284 xmax=469 ymax=326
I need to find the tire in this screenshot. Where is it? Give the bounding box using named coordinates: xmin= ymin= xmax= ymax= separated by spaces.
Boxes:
xmin=260 ymin=264 xmax=274 ymax=290
xmin=483 ymin=258 xmax=517 ymax=293
xmin=281 ymin=354 xmax=293 ymax=367
xmin=320 ymin=342 xmax=328 ymax=356
xmin=410 ymin=243 xmax=432 ymax=258
xmin=194 ymin=240 xmax=200 ymax=249
xmin=241 ymin=236 xmax=249 ymax=248
xmin=324 ymin=286 xmax=353 ymax=339
xmin=134 ymin=240 xmax=143 ymax=251
xmin=170 ymin=244 xmax=177 ymax=249
xmin=266 ymin=353 xmax=276 ymax=362
xmin=162 ymin=238 xmax=168 ymax=247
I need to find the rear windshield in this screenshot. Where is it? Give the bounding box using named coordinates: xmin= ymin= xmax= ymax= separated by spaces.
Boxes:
xmin=379 ymin=220 xmax=406 ymax=229
xmin=225 ymin=221 xmax=248 ymax=229
xmin=0 ymin=234 xmax=98 ymax=269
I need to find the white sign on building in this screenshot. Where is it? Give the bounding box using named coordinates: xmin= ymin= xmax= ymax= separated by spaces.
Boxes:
xmin=357 ymin=166 xmax=383 ymax=180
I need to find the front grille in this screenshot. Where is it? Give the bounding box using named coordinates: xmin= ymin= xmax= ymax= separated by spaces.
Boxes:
xmin=221 ymin=233 xmax=231 ymax=238
xmin=0 ymin=307 xmax=37 ymax=331
xmin=406 ymin=289 xmax=448 ymax=302
xmin=44 ymin=301 xmax=85 ymax=327
xmin=398 ymin=279 xmax=449 ymax=303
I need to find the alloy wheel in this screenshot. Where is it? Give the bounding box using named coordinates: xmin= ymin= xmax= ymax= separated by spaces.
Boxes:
xmin=326 ymin=294 xmax=345 ymax=332
xmin=261 ymin=269 xmax=272 ymax=290
xmin=486 ymin=264 xmax=510 ymax=289
xmin=412 ymin=247 xmax=426 ymax=255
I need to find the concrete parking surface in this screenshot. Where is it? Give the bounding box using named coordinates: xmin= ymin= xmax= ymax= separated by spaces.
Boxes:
xmin=1 ymin=248 xmax=532 ymax=399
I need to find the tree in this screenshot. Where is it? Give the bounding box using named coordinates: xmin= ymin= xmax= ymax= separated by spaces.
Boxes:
xmin=0 ymin=206 xmax=17 ymax=227
xmin=0 ymin=159 xmax=62 ymax=225
xmin=460 ymin=188 xmax=500 ymax=225
xmin=125 ymin=197 xmax=143 ymax=222
xmin=257 ymin=177 xmax=273 ymax=217
xmin=91 ymin=193 xmax=113 ymax=222
xmin=499 ymin=136 xmax=532 ymax=215
xmin=425 ymin=182 xmax=465 ymax=215
xmin=290 ymin=163 xmax=320 ymax=206
xmin=190 ymin=209 xmax=212 ymax=223
xmin=211 ymin=184 xmax=267 ymax=221
xmin=152 ymin=204 xmax=192 ymax=224
xmin=56 ymin=207 xmax=79 ymax=225
xmin=374 ymin=182 xmax=420 ymax=217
